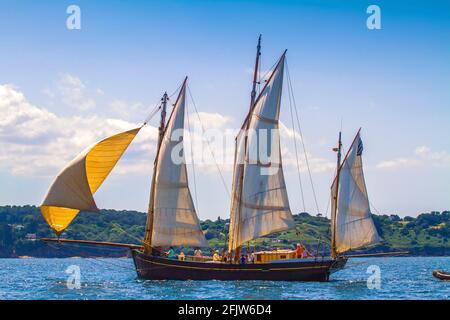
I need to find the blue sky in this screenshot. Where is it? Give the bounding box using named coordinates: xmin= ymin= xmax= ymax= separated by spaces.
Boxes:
xmin=0 ymin=0 xmax=449 ymax=219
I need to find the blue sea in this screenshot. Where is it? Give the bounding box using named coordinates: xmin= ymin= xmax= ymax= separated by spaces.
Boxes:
xmin=0 ymin=257 xmax=448 ymax=300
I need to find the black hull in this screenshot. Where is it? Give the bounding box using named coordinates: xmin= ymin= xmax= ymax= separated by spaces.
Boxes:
xmin=132 ymin=250 xmax=347 ymax=281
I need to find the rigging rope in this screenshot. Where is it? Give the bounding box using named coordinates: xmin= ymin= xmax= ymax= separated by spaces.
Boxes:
xmin=257 ymin=50 xmax=262 ymax=96
xmin=287 ymin=74 xmax=306 ymax=212
xmin=143 ymin=80 xmax=184 ymax=125
xmin=369 ymin=200 xmax=382 ymax=216
xmin=285 ymin=60 xmax=321 ymax=215
xmin=169 ymin=81 xmax=184 ymax=99
xmin=143 ymin=103 xmax=162 ymax=125
xmin=258 ymin=58 xmax=278 ymax=86
xmin=110 ymin=223 xmax=143 ymax=244
xmin=186 ymin=85 xmax=231 ymax=198
xmin=185 ymin=99 xmax=200 ymax=212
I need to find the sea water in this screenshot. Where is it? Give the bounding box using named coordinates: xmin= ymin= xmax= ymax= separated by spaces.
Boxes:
xmin=0 ymin=257 xmax=448 ymax=300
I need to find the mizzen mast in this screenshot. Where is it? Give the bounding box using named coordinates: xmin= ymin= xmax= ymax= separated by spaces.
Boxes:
xmin=331 ymin=131 xmax=342 ymax=260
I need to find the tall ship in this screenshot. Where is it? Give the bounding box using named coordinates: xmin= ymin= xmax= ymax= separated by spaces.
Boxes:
xmin=41 ymin=37 xmax=380 ymax=281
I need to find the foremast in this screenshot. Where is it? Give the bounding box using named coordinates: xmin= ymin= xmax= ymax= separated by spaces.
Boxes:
xmin=143 ymin=77 xmax=207 ymax=254
xmin=143 ymin=91 xmax=169 ymax=255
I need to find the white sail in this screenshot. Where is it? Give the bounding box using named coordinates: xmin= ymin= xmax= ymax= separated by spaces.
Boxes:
xmin=150 ymin=81 xmax=208 ymax=247
xmin=332 ymin=132 xmax=380 ymax=254
xmin=41 ymin=128 xmax=141 ymax=234
xmin=228 ymin=53 xmax=295 ymax=251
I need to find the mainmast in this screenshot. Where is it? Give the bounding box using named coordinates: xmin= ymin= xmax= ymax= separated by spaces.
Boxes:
xmin=231 ymin=36 xmax=262 ymax=262
xmin=331 ymin=131 xmax=342 ymax=260
xmin=250 ymin=34 xmax=261 ymax=110
xmin=144 ymin=92 xmax=169 ymax=255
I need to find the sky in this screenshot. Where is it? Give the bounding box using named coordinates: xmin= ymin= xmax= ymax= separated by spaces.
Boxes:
xmin=0 ymin=0 xmax=449 ymax=221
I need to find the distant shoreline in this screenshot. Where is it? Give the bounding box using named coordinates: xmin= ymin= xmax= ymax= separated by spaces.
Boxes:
xmin=1 ymin=205 xmax=449 ymax=258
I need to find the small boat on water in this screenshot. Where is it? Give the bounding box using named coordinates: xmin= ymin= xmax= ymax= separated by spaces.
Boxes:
xmin=432 ymin=270 xmax=450 ymax=281
xmin=40 ymin=36 xmax=382 ymax=281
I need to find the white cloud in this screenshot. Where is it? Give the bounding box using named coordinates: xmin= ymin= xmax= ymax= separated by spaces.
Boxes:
xmin=376 ymin=145 xmax=450 ymax=170
xmin=0 ymin=84 xmax=156 ymax=177
xmin=58 ymin=73 xmax=96 ymax=111
xmin=109 ymin=99 xmax=152 ymax=122
xmin=415 ymin=145 xmax=450 ymax=165
xmin=376 ymin=158 xmax=420 ymax=170
xmin=43 ymin=74 xmax=98 ymax=112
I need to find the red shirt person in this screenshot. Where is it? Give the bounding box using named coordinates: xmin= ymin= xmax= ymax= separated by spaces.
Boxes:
xmin=296 ymin=244 xmax=305 ymax=258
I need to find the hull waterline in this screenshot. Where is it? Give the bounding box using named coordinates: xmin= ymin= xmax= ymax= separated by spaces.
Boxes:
xmin=132 ymin=250 xmax=347 ymax=281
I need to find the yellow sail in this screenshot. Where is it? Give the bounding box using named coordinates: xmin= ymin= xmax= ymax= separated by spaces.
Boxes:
xmin=40 ymin=128 xmax=141 ymax=235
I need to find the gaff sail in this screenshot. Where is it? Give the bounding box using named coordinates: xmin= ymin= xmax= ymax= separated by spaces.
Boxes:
xmin=146 ymin=80 xmax=208 ymax=248
xmin=40 ymin=128 xmax=140 ymax=235
xmin=228 ymin=53 xmax=295 ymax=252
xmin=331 ymin=132 xmax=380 ymax=254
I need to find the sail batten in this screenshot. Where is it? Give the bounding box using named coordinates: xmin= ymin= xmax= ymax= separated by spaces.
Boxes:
xmin=228 ymin=53 xmax=295 ymax=252
xmin=332 ymin=132 xmax=380 ymax=254
xmin=40 ymin=128 xmax=140 ymax=234
xmin=148 ymin=81 xmax=208 ymax=248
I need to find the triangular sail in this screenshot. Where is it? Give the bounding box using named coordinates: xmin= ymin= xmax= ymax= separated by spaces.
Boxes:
xmin=149 ymin=82 xmax=208 ymax=247
xmin=228 ymin=53 xmax=295 ymax=252
xmin=40 ymin=128 xmax=141 ymax=235
xmin=331 ymin=132 xmax=380 ymax=254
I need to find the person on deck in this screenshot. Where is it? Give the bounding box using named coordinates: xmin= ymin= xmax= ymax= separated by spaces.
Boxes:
xmin=221 ymin=250 xmax=229 ymax=263
xmin=194 ymin=247 xmax=202 ymax=261
xmin=178 ymin=251 xmax=185 ymax=261
xmin=212 ymin=250 xmax=221 ymax=262
xmin=247 ymin=251 xmax=254 ymax=264
xmin=296 ymin=244 xmax=305 ymax=259
xmin=302 ymin=246 xmax=313 ymax=258
xmin=240 ymin=254 xmax=246 ymax=264
xmin=166 ymin=247 xmax=176 ymax=259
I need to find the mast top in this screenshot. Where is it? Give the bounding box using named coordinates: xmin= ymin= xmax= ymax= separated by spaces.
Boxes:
xmin=250 ymin=35 xmax=262 ymax=110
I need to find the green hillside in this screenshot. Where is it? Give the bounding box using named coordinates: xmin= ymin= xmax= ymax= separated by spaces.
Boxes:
xmin=0 ymin=205 xmax=449 ymax=257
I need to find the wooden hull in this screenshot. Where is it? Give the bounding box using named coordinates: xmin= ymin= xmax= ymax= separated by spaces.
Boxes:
xmin=132 ymin=250 xmax=347 ymax=281
xmin=433 ymin=270 xmax=450 ymax=281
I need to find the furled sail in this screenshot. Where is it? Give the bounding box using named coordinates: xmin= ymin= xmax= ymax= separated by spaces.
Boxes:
xmin=149 ymin=81 xmax=208 ymax=247
xmin=228 ymin=53 xmax=295 ymax=252
xmin=40 ymin=128 xmax=140 ymax=235
xmin=331 ymin=132 xmax=380 ymax=254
